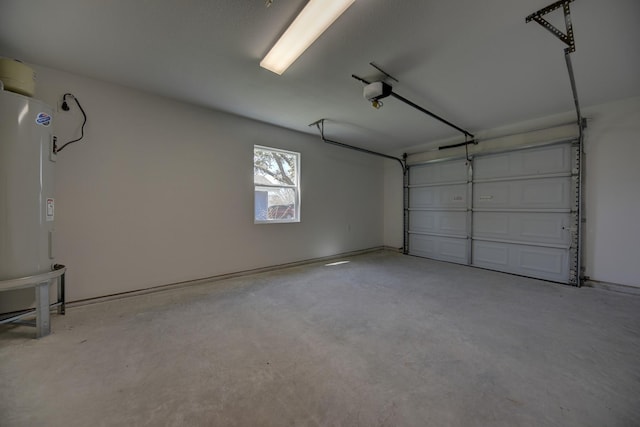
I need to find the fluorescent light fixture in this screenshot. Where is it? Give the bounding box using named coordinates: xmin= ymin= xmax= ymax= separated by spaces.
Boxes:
xmin=260 ymin=0 xmax=356 ymax=75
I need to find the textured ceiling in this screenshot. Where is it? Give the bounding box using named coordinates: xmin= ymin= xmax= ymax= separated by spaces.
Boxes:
xmin=1 ymin=0 xmax=639 ymax=153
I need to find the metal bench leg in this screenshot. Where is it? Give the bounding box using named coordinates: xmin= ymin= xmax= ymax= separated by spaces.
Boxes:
xmin=35 ymin=281 xmax=51 ymax=338
xmin=57 ymin=272 xmax=66 ymax=315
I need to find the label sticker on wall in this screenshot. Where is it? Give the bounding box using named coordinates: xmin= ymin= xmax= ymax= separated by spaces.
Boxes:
xmin=46 ymin=198 xmax=55 ymax=221
xmin=36 ymin=112 xmax=51 ymax=127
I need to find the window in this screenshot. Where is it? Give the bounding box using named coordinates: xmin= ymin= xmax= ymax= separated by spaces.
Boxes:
xmin=254 ymin=145 xmax=300 ymax=223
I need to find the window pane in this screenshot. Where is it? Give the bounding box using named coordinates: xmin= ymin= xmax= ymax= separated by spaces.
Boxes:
xmin=254 ymin=147 xmax=297 ymax=186
xmin=255 ymin=187 xmax=297 ymax=221
xmin=254 ymin=145 xmax=300 ymax=223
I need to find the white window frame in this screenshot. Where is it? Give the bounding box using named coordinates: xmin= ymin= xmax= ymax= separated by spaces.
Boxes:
xmin=254 ymin=145 xmax=301 ymax=224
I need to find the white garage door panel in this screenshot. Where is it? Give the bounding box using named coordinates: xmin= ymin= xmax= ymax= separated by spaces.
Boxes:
xmin=410 ymin=234 xmax=469 ymax=264
xmin=473 ymin=212 xmax=571 ymax=247
xmin=471 ymin=142 xmax=576 ymax=283
xmin=408 ymin=158 xmax=470 ymax=264
xmin=474 ymin=178 xmax=572 ymax=210
xmin=473 ymin=241 xmax=569 ymax=282
xmin=410 ymin=159 xmax=468 ymax=185
xmin=474 ymin=144 xmax=572 ymax=180
xmin=407 ymin=141 xmax=577 ymax=285
xmin=409 ymin=210 xmax=467 ymax=236
xmin=410 ymin=184 xmax=467 ymax=209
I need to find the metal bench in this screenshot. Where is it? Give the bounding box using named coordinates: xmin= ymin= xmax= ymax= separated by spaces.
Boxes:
xmin=0 ymin=265 xmax=66 ymax=338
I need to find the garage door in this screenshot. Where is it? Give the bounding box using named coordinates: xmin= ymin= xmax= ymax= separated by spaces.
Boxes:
xmin=407 ymin=141 xmax=579 ymax=284
xmin=472 ymin=143 xmax=577 ymax=283
xmin=407 ymin=159 xmax=470 ymax=264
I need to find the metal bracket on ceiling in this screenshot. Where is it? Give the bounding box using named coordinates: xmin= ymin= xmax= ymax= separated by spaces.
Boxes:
xmin=526 ymin=0 xmax=583 ymax=131
xmin=308 ymin=118 xmax=407 ymax=174
xmin=369 ymin=62 xmax=399 ymax=83
xmin=525 ymin=0 xmax=576 ymax=54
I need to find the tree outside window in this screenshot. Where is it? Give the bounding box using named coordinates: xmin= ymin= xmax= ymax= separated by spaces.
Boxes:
xmin=254 ymin=146 xmax=300 ymax=223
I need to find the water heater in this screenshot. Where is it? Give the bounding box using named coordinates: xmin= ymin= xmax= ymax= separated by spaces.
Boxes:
xmin=0 ymin=88 xmax=56 ymax=283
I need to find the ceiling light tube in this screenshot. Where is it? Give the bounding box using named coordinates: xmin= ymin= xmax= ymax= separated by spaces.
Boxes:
xmin=260 ymin=0 xmax=356 ymax=75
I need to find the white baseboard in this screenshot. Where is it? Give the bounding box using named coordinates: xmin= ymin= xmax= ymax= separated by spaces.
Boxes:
xmin=584 ymin=280 xmax=640 ymax=295
xmin=67 ymin=247 xmax=387 ymax=308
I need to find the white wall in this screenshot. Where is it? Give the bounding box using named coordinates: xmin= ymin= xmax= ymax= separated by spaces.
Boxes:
xmin=384 ymin=96 xmax=640 ymax=288
xmin=383 ymin=159 xmax=404 ymax=250
xmin=26 ymin=65 xmax=383 ymax=302
xmin=583 ymin=97 xmax=640 ymax=287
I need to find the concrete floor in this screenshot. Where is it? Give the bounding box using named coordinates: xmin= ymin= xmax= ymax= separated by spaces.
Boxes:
xmin=1 ymin=250 xmax=639 ymax=427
